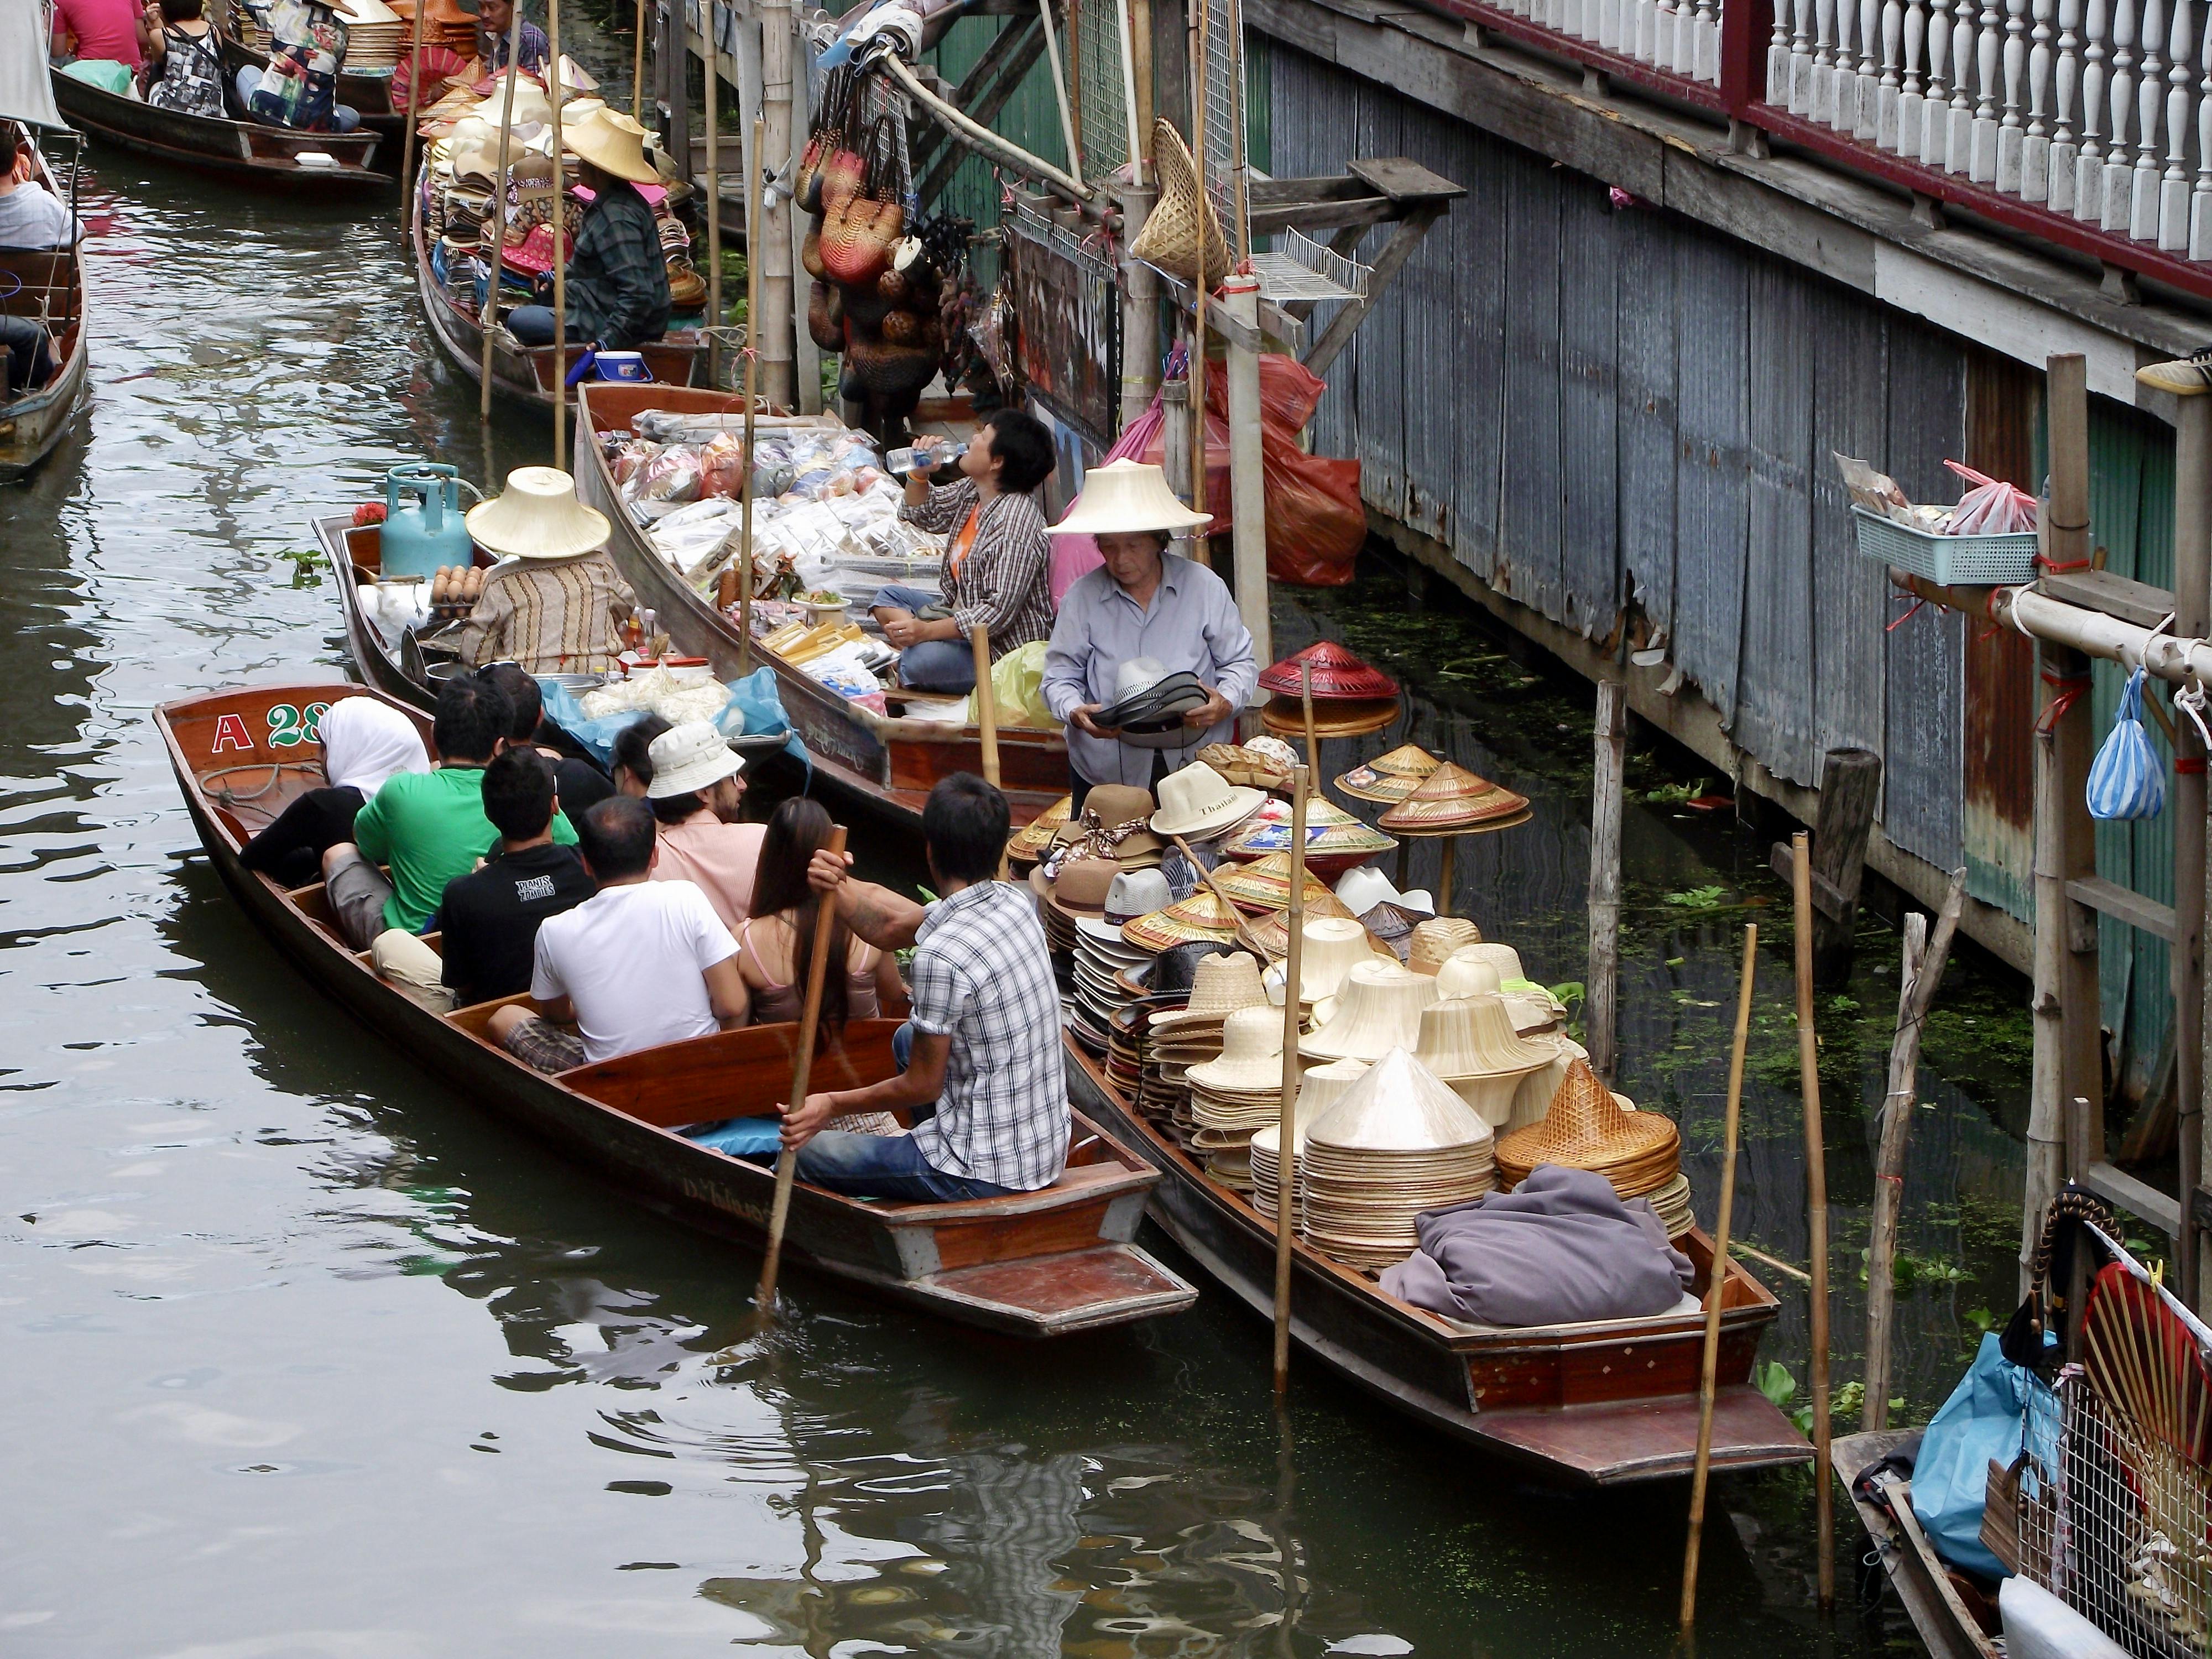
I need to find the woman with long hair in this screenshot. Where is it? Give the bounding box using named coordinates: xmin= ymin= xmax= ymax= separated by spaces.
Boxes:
xmin=739 ymin=797 xmax=905 ymax=1030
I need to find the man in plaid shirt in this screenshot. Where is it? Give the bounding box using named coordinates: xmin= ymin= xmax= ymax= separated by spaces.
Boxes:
xmin=781 ymin=775 xmax=1068 ymax=1201
xmin=872 ymin=408 xmax=1057 ymax=695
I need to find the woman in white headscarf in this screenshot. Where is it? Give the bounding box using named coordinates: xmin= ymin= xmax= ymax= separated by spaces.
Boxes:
xmin=241 ymin=696 xmax=429 ymax=887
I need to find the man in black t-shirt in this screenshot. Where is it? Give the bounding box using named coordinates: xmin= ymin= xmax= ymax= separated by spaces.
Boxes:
xmin=438 ymin=749 xmax=596 ymax=1007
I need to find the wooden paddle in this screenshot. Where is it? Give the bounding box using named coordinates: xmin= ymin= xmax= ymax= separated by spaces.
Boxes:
xmin=1681 ymin=922 xmax=1755 ymax=1635
xmin=755 ymin=822 xmax=849 ymax=1314
xmin=1167 ymin=831 xmax=1275 ymax=959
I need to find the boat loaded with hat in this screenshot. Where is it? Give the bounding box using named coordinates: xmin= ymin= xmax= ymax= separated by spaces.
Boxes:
xmin=411 ymin=101 xmax=703 ymax=408
xmin=572 ymin=382 xmax=1070 ymax=833
xmin=158 ymin=680 xmax=1197 ymax=1337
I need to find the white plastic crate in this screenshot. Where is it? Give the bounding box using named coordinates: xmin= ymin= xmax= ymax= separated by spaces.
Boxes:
xmin=1851 ymin=505 xmax=2038 ymax=585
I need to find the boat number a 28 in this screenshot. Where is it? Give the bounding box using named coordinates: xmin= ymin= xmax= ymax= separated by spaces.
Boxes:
xmin=216 ymin=702 xmax=331 ymax=754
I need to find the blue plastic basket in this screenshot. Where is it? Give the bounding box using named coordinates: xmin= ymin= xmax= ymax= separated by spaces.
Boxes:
xmin=1851 ymin=506 xmax=2037 ymax=585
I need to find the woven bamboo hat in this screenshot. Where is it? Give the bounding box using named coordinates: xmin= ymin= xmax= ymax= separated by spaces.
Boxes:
xmin=1495 ymin=1058 xmax=1682 ymax=1195
xmin=1005 ymin=794 xmax=1074 ymax=862
xmin=1409 ymin=917 xmax=1483 ymax=974
xmin=1147 ymin=947 xmax=1266 ymax=1024
xmin=1129 ymin=118 xmax=1230 ymax=285
xmin=1121 ymin=886 xmax=1243 ymax=952
xmin=1046 ymin=458 xmax=1212 ymax=538
xmin=1257 ymin=641 xmax=1399 ymax=702
xmin=1505 ymin=1034 xmax=1583 ymax=1135
xmin=1379 ymin=761 xmax=1532 ymax=833
xmin=1151 ymin=761 xmax=1266 ymax=839
xmin=1335 ymin=744 xmax=1441 ymax=805
xmin=1212 ymin=852 xmax=1336 ymax=914
xmin=1187 ymin=1005 xmax=1291 ymax=1092
xmin=1298 ymin=961 xmax=1437 ymax=1061
xmin=466 ymin=466 xmax=611 ymax=559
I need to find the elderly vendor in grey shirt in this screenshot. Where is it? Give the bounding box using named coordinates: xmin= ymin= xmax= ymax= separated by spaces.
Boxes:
xmin=1042 ymin=461 xmax=1258 ymax=802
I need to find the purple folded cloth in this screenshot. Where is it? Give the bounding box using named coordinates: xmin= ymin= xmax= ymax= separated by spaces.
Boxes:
xmin=1379 ymin=1164 xmax=1695 ymax=1327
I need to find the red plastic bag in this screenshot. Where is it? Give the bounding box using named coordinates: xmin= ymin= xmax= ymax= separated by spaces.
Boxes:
xmin=1136 ymin=354 xmax=1363 ymax=587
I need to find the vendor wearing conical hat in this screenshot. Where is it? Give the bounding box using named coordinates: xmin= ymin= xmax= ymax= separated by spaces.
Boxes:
xmin=451 ymin=466 xmax=638 ymax=673
xmin=505 ymin=109 xmax=671 ymax=353
xmin=1041 ymin=460 xmax=1256 ymax=806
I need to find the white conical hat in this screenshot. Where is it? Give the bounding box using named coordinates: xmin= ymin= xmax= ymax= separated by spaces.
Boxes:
xmin=1046 ymin=460 xmax=1213 ymax=538
xmin=1305 ymin=1047 xmax=1493 ymax=1154
xmin=466 ymin=466 xmax=611 ymax=559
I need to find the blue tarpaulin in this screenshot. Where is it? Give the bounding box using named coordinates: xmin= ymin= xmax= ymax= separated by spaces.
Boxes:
xmin=538 ymin=667 xmax=810 ymax=776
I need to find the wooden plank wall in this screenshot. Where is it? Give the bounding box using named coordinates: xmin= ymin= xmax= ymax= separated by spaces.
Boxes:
xmin=1267 ymin=40 xmax=1985 ymax=901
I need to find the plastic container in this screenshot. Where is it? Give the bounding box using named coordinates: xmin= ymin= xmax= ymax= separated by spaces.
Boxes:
xmin=594 ymin=350 xmax=651 ymax=382
xmin=886 ymin=440 xmax=966 ymax=476
xmin=379 ymin=462 xmax=472 ymax=580
xmin=1850 ymin=506 xmax=2038 ymax=585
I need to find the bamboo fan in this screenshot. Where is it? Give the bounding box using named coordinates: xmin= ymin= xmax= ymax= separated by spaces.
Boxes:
xmin=2083 ymin=1262 xmax=2212 ymax=1647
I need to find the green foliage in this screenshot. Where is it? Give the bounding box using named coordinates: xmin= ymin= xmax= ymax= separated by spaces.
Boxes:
xmin=1645 ymin=778 xmax=1709 ymax=805
xmin=278 ymin=545 xmax=322 ymax=589
xmin=1662 ymin=884 xmax=1730 ymax=910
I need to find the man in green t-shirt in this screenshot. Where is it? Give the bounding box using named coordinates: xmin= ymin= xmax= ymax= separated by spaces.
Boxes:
xmin=320 ymin=677 xmax=577 ymax=952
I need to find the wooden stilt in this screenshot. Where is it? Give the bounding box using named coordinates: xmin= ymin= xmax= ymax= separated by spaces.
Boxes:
xmin=1588 ymin=679 xmax=1626 ymax=1083
xmin=737 ymin=115 xmax=762 ymax=675
xmin=1791 ymin=831 xmax=1835 ymax=1612
xmin=702 ymin=2 xmax=723 ymax=389
xmin=1682 ymin=923 xmax=1756 ymax=1636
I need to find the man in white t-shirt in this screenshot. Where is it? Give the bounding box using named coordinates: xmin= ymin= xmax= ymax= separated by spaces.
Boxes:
xmin=488 ymin=795 xmax=749 ymax=1071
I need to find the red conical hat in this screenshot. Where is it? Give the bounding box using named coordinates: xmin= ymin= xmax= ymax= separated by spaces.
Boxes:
xmin=1256 ymin=640 xmax=1399 ymax=701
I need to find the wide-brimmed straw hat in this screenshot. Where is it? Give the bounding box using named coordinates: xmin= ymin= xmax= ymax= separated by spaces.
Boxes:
xmin=1409 ymin=917 xmax=1483 ymax=974
xmin=1294 ymin=916 xmax=1379 ymax=1001
xmin=1046 ymin=459 xmax=1212 ymax=538
xmin=565 ymin=108 xmax=661 ymax=183
xmin=1149 ymin=949 xmax=1267 ymax=1026
xmin=1379 ymin=761 xmax=1532 ymax=833
xmin=1187 ymin=1005 xmax=1291 ymax=1093
xmin=467 ymin=466 xmax=612 ymax=559
xmin=1335 ymin=744 xmax=1442 ymax=805
xmin=1151 ymin=761 xmax=1265 ymax=839
xmin=1298 ymin=960 xmax=1437 ymax=1061
xmin=1495 ymin=1057 xmax=1682 ymax=1194
xmin=644 ymin=722 xmax=743 ymax=799
xmin=1256 ymin=641 xmax=1399 ymax=701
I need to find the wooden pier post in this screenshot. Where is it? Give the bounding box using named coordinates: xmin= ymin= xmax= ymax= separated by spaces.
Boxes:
xmin=1767 ymin=748 xmax=1882 ymax=980
xmin=1587 ymin=679 xmax=1626 ymax=1083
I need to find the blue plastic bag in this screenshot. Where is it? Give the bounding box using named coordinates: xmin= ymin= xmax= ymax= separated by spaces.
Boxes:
xmin=2087 ymin=665 xmax=2166 ymax=820
xmin=536 ymin=667 xmax=810 ymax=773
xmin=683 ymin=1117 xmax=782 ymax=1159
xmin=1912 ymin=1333 xmax=2028 ymax=1580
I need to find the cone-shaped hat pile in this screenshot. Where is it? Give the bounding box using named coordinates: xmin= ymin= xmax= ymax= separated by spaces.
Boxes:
xmin=1300 ymin=1048 xmax=1498 ymax=1269
xmin=1223 ymin=798 xmax=1398 ymax=870
xmin=1495 ymin=1057 xmax=1681 ymax=1197
xmin=1005 ymin=794 xmax=1074 ymax=863
xmin=1211 ymin=852 xmax=1338 ymax=914
xmin=1378 ymin=761 xmax=1531 ymax=833
xmin=1121 ymin=886 xmax=1243 ymax=953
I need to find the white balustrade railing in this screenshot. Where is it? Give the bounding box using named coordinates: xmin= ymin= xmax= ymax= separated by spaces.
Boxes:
xmin=1488 ymin=0 xmax=1730 ymax=85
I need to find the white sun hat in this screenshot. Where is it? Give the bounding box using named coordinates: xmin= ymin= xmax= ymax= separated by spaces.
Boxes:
xmin=644 ymin=722 xmax=745 ymax=799
xmin=1045 ymin=459 xmax=1213 ymax=539
xmin=466 ymin=466 xmax=612 ymax=560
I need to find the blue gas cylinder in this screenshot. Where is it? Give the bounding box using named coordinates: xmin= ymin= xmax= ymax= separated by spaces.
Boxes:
xmin=380 ymin=463 xmax=472 ymax=580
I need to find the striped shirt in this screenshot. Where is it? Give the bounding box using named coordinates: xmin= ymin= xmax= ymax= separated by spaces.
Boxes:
xmin=899 ymin=478 xmax=1055 ymax=658
xmin=452 ymin=552 xmax=637 ymax=674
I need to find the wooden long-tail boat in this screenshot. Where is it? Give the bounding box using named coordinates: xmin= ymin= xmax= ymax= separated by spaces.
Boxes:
xmin=412 ymin=190 xmax=702 ymax=410
xmin=0 ymin=147 xmax=90 ymax=483
xmin=160 ymin=680 xmax=1197 ymax=1336
xmin=49 ymin=65 xmax=389 ymax=189
xmin=315 ymin=511 xmax=483 ymax=711
xmin=573 ymin=382 xmax=1071 ymax=834
xmin=1830 ymin=1428 xmax=1999 ymax=1658
xmin=1064 ymin=1040 xmax=1811 ymax=1484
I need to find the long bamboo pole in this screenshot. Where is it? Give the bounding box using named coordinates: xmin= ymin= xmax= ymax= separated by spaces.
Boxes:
xmin=972 ymin=621 xmax=1000 ymax=787
xmin=1588 ymin=680 xmax=1626 ymax=1082
xmin=1300 ymin=662 xmax=1318 ymax=776
xmin=1272 ymin=764 xmax=1309 ymax=1397
xmin=1187 ymin=0 xmax=1209 ymax=544
xmin=632 ymin=0 xmax=648 ymax=119
xmin=1791 ymin=830 xmax=1834 ymax=1613
xmin=1115 ymin=0 xmax=1143 ymax=181
xmin=757 ymin=822 xmax=849 ymax=1313
xmin=737 ymin=114 xmax=762 ymax=674
xmin=549 ymin=0 xmax=566 ymax=469
xmin=477 ymin=2 xmax=528 ymax=422
xmin=1681 ymin=922 xmax=1756 ymax=1636
xmin=398 ymin=0 xmax=424 ymax=216
xmin=702 ymin=0 xmax=723 ymax=389
xmin=1223 ymin=0 xmax=1248 ymax=260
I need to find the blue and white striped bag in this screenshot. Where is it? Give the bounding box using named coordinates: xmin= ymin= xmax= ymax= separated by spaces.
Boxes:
xmin=2086 ymin=666 xmax=2166 ymax=821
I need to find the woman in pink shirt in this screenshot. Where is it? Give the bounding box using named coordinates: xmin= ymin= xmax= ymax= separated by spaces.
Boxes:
xmin=51 ymin=0 xmax=152 ymax=67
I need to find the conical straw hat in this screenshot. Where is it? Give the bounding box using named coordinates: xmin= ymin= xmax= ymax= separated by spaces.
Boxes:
xmin=1121 ymin=886 xmax=1243 ymax=952
xmin=1045 ymin=458 xmax=1213 ymax=538
xmin=1005 ymin=794 xmax=1074 ymax=860
xmin=1187 ymin=1005 xmax=1291 ymax=1092
xmin=1223 ymin=801 xmax=1396 ymax=861
xmin=1250 ymin=889 xmax=1360 ymax=956
xmin=1409 ymin=916 xmax=1483 ymax=973
xmin=1379 ymin=761 xmax=1531 ymax=832
xmin=1298 ymin=961 xmax=1437 ymax=1061
xmin=1256 ymin=640 xmax=1400 ymax=701
xmin=466 ymin=466 xmax=612 ymax=559
xmin=1211 ymin=852 xmax=1337 ymax=914
xmin=1495 ymin=1058 xmax=1681 ymax=1192
xmin=1505 ymin=1035 xmax=1582 ymax=1134
xmin=1334 ymin=744 xmax=1440 ymax=804
xmin=1305 ymin=1048 xmax=1493 ymax=1155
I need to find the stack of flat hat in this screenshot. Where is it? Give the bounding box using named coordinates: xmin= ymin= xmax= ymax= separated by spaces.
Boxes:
xmin=1104 ymin=997 xmax=1161 ymax=1098
xmin=1335 ymin=744 xmax=1441 ymax=806
xmin=1122 ymin=886 xmax=1244 ymax=954
xmin=1222 ymin=798 xmax=1397 ymax=879
xmin=1300 ymin=961 xmax=1438 ymax=1062
xmin=1250 ymin=1056 xmax=1369 ymax=1229
xmin=1142 ymin=952 xmax=1270 ymax=1141
xmin=1199 ymin=740 xmax=1295 ymax=792
xmin=1005 ymin=794 xmax=1074 ymax=867
xmin=1495 ymin=1058 xmax=1683 ymax=1202
xmin=1072 ymin=870 xmax=1174 ymax=1051
xmin=1379 ymin=762 xmax=1532 ymax=836
xmin=1408 ymin=917 xmax=1484 ymax=973
xmin=1186 ymin=1006 xmax=1302 ymax=1192
xmin=1212 ymin=852 xmax=1337 ymax=915
xmin=1411 ymin=993 xmax=1558 ymax=1126
xmin=1256 ymin=643 xmax=1402 ymax=740
xmin=1035 ymin=855 xmax=1117 ymax=959
xmin=1097 ymin=658 xmax=1212 ymax=743
xmin=1300 ymin=1048 xmax=1498 ymax=1270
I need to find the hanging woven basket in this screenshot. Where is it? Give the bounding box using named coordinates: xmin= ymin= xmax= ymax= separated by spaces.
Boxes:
xmin=1129 ymin=118 xmax=1230 ymax=286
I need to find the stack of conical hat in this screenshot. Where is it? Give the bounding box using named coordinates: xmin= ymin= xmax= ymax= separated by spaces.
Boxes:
xmin=1186 ymin=1007 xmax=1303 ymax=1192
xmin=1249 ymin=889 xmax=1381 ymax=959
xmin=1211 ymin=852 xmax=1338 ymax=915
xmin=1142 ymin=952 xmax=1269 ymax=1141
xmin=1334 ymin=744 xmax=1441 ymax=805
xmin=1412 ymin=993 xmax=1558 ymax=1126
xmin=1251 ymin=1057 xmax=1368 ymax=1228
xmin=1299 ymin=1049 xmax=1497 ymax=1270
xmin=1495 ymin=1058 xmax=1682 ymax=1198
xmin=1255 ymin=643 xmax=1402 ymax=740
xmin=1006 ymin=794 xmax=1074 ymax=864
xmin=1121 ymin=886 xmax=1243 ymax=953
xmin=1379 ymin=761 xmax=1531 ymax=834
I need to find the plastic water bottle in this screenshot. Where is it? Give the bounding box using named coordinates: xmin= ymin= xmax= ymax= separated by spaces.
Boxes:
xmin=886 ymin=439 xmax=967 ymax=476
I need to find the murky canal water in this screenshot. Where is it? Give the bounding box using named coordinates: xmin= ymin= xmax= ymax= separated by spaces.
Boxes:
xmin=1 ymin=52 xmax=2057 ymax=1655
